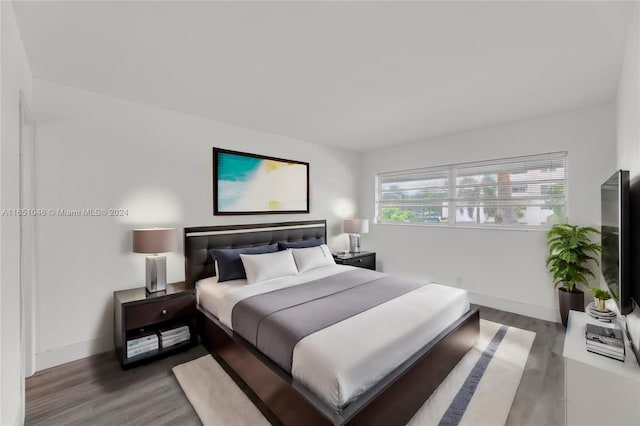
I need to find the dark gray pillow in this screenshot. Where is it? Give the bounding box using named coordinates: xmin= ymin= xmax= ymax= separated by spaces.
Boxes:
xmin=278 ymin=238 xmax=325 ymax=250
xmin=210 ymin=244 xmax=278 ymax=282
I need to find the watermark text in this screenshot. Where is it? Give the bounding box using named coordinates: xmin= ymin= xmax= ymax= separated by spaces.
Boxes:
xmin=1 ymin=208 xmax=129 ymax=217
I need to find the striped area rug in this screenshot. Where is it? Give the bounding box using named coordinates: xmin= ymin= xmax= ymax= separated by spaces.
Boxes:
xmin=408 ymin=320 xmax=536 ymax=426
xmin=173 ymin=319 xmax=535 ymax=426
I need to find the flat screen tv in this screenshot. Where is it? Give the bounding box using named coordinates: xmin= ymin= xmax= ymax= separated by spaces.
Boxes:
xmin=601 ymin=170 xmax=632 ymax=315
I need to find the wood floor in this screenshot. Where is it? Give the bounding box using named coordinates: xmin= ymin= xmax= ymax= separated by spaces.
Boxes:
xmin=477 ymin=305 xmax=566 ymax=426
xmin=25 ymin=305 xmax=566 ymax=426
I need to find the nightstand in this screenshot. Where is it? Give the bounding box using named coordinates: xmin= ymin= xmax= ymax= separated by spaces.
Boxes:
xmin=333 ymin=251 xmax=376 ymax=270
xmin=114 ymin=282 xmax=197 ymax=368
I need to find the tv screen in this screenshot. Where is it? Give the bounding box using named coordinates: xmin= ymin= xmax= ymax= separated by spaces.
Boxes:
xmin=601 ymin=170 xmax=632 ymax=315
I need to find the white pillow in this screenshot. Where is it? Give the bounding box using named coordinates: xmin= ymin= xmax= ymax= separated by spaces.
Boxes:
xmin=240 ymin=249 xmax=299 ymax=284
xmin=291 ymin=244 xmax=336 ymax=273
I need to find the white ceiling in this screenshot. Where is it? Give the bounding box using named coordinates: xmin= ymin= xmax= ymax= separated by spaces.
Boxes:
xmin=13 ymin=1 xmax=633 ymax=152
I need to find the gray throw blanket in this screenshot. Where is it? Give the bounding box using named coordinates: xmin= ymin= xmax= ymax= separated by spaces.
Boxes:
xmin=231 ymin=268 xmax=427 ymax=372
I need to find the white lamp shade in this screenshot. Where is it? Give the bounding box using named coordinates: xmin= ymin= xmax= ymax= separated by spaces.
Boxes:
xmin=343 ymin=219 xmax=369 ymax=234
xmin=132 ymin=228 xmax=177 ymax=254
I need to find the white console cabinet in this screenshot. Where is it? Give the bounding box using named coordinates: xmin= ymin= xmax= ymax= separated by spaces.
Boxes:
xmin=563 ymin=310 xmax=640 ymax=426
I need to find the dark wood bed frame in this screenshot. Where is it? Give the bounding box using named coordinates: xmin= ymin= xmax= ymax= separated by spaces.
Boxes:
xmin=184 ymin=220 xmax=480 ymax=426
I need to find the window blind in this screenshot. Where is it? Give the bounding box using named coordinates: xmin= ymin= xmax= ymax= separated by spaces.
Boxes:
xmin=376 ymin=152 xmax=566 ymax=227
xmin=454 ymin=153 xmax=566 ymax=226
xmin=377 ymin=167 xmax=449 ymax=223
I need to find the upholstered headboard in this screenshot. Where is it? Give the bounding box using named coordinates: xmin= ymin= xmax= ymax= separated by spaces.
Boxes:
xmin=183 ymin=220 xmax=327 ymax=285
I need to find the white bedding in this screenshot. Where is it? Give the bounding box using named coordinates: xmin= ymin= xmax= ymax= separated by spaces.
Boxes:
xmin=196 ymin=265 xmax=470 ymax=409
xmin=196 ymin=275 xmax=246 ymax=318
xmin=198 ymin=264 xmax=351 ymax=324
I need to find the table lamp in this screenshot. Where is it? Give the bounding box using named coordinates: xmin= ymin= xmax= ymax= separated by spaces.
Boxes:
xmin=343 ymin=219 xmax=369 ymax=253
xmin=133 ymin=228 xmax=177 ymax=293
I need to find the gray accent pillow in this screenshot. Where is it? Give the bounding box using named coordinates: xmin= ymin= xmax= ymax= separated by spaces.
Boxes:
xmin=278 ymin=238 xmax=325 ymax=250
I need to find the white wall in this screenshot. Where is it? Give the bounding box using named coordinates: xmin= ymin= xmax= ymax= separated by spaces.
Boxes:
xmin=616 ymin=1 xmax=640 ymax=359
xmin=1 ymin=1 xmax=33 ymax=424
xmin=32 ymin=79 xmax=360 ymax=370
xmin=360 ymin=104 xmax=616 ymax=322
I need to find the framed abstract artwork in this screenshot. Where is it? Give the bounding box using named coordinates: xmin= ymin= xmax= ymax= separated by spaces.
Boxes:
xmin=213 ymin=148 xmax=310 ymax=215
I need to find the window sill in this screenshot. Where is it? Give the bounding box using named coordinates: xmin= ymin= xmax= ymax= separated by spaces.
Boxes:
xmin=374 ymin=221 xmax=552 ymax=232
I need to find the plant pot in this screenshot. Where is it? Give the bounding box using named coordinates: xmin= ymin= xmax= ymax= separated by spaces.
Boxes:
xmin=558 ymin=287 xmax=584 ymax=326
xmin=595 ymin=298 xmax=606 ymax=311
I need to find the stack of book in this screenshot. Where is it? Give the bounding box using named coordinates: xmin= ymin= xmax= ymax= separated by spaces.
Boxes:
xmin=126 ymin=334 xmax=159 ymax=358
xmin=160 ymin=325 xmax=191 ymax=348
xmin=585 ymin=323 xmax=625 ymax=361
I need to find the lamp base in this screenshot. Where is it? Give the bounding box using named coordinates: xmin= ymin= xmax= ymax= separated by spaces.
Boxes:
xmin=349 ymin=234 xmax=361 ymax=253
xmin=145 ymin=255 xmax=167 ymax=293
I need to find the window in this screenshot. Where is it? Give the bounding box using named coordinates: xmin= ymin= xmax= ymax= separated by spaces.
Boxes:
xmin=378 ymin=167 xmax=449 ymax=224
xmin=376 ymin=152 xmax=566 ymax=228
xmin=511 ymin=185 xmax=527 ymax=194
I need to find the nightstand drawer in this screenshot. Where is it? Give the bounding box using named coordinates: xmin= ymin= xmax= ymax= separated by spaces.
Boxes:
xmin=338 ymin=253 xmax=376 ymax=270
xmin=344 ymin=256 xmax=375 ymax=270
xmin=125 ymin=293 xmax=195 ymax=331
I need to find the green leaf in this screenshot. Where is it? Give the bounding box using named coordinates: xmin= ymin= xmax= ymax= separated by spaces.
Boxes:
xmin=545 ymin=223 xmax=603 ymax=292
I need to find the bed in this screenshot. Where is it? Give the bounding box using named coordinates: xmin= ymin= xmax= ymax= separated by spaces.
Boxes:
xmin=185 ymin=220 xmax=479 ymax=426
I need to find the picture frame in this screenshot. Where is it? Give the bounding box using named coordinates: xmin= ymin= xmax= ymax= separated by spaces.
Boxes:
xmin=213 ymin=148 xmax=310 ymax=215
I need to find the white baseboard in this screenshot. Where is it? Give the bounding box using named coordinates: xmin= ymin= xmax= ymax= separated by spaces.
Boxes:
xmin=16 ymin=400 xmax=24 ymax=426
xmin=35 ymin=334 xmax=114 ymax=372
xmin=469 ymin=292 xmax=560 ymax=323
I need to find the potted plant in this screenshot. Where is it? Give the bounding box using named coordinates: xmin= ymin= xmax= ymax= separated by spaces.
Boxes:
xmin=546 ymin=224 xmax=602 ymax=326
xmin=590 ymin=288 xmax=611 ymax=311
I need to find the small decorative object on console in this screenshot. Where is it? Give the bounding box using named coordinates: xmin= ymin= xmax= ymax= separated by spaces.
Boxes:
xmin=584 ymin=323 xmax=625 ymax=361
xmin=589 ymin=288 xmax=612 ymax=311
xmin=586 ymin=302 xmax=617 ymax=323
